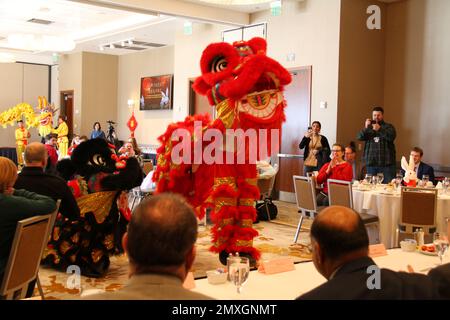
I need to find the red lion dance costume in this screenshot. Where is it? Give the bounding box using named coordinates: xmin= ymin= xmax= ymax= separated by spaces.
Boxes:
xmin=153 ymin=37 xmax=291 ymax=264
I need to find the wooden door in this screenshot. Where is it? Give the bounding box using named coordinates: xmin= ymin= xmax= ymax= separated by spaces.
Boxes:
xmin=60 ymin=91 xmax=74 ymax=140
xmin=275 ymin=67 xmax=312 ymax=202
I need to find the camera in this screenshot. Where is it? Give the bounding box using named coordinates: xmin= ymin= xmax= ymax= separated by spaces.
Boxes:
xmin=370 ymin=120 xmax=377 ymax=125
xmin=107 ymin=120 xmax=116 ymax=125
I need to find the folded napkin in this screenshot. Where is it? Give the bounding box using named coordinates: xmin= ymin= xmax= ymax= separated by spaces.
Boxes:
xmin=362 ymin=192 xmax=374 ymax=210
xmin=436 ymin=181 xmax=443 ymax=189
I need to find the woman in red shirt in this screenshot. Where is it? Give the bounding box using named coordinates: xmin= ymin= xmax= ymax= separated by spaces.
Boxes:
xmin=316 ymin=143 xmax=353 ymax=206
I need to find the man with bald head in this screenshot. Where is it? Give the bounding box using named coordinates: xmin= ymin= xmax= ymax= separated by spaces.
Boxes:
xmin=84 ymin=193 xmax=212 ymax=300
xmin=297 ymin=206 xmax=443 ymax=299
xmin=14 ymin=142 xmax=79 ymax=220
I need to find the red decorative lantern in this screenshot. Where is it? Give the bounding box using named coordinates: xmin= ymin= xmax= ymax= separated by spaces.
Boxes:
xmin=127 ymin=111 xmax=138 ymax=138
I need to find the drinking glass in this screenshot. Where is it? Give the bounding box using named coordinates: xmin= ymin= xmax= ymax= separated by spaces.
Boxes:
xmin=443 ymin=177 xmax=450 ymax=194
xmin=377 ymin=173 xmax=384 ymax=185
xmin=433 ymin=232 xmax=449 ymax=265
xmin=364 ymin=174 xmax=372 ymax=185
xmin=371 ymin=175 xmax=378 ymax=189
xmin=422 ymin=175 xmax=430 ymax=187
xmin=395 ymin=173 xmax=403 ymax=190
xmin=228 ymin=256 xmax=250 ymax=294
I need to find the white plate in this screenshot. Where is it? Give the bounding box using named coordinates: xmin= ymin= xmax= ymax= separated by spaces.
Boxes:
xmin=418 ymin=246 xmax=438 ymax=256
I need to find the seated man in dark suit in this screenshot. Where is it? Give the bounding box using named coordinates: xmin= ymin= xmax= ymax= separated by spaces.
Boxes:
xmin=14 ymin=142 xmax=79 ymax=220
xmin=83 ymin=193 xmax=212 ymax=300
xmin=401 ymin=147 xmax=435 ymax=185
xmin=297 ymin=206 xmax=445 ymax=299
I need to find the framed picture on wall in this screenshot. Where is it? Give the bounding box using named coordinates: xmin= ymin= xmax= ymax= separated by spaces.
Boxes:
xmin=140 ymin=74 xmax=173 ymax=110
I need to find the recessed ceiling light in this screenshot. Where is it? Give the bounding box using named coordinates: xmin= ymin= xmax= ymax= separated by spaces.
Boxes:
xmin=121 ymin=41 xmax=125 ymax=47
xmin=109 ymin=44 xmax=114 ymax=49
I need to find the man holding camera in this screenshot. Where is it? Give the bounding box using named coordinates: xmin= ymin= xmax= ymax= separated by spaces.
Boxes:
xmin=357 ymin=106 xmax=396 ymax=183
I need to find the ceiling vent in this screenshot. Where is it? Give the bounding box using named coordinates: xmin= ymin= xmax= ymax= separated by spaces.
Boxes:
xmin=27 ymin=18 xmax=54 ymax=25
xmin=132 ymin=40 xmax=166 ymax=48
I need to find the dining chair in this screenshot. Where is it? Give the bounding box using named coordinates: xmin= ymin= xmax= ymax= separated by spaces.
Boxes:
xmin=0 ymin=210 xmax=57 ymax=300
xmin=256 ymin=164 xmax=279 ymax=221
xmin=396 ymin=187 xmax=438 ymax=246
xmin=327 ymin=179 xmax=380 ymax=242
xmin=36 ymin=199 xmax=61 ymax=299
xmin=292 ymin=175 xmax=322 ymax=243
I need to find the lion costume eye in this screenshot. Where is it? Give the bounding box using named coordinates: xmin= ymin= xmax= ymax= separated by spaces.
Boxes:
xmin=92 ymin=154 xmax=106 ymax=166
xmin=210 ymin=56 xmax=228 ymax=73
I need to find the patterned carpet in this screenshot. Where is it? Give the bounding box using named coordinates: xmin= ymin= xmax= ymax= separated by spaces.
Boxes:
xmin=37 ymin=201 xmax=312 ymax=299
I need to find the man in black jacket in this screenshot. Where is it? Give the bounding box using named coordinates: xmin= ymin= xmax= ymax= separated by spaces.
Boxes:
xmin=14 ymin=142 xmax=79 ymax=220
xmin=400 ymin=146 xmax=435 ymax=185
xmin=297 ymin=206 xmax=445 ymax=300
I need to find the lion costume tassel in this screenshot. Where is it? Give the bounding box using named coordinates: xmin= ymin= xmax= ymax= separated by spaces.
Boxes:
xmin=153 ymin=37 xmax=291 ymax=264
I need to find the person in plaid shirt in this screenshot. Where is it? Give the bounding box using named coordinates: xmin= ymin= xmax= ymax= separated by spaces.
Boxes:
xmin=357 ymin=106 xmax=396 ymax=183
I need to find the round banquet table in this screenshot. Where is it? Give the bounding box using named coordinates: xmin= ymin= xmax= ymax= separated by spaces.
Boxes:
xmin=352 ymin=186 xmax=450 ymax=248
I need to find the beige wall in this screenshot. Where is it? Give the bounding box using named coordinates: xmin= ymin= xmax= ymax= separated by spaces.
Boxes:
xmin=117 ymin=46 xmax=174 ymax=145
xmin=0 ymin=63 xmax=49 ymax=147
xmin=117 ymin=0 xmax=342 ymax=147
xmin=337 ymin=0 xmax=387 ymax=153
xmin=59 ymin=52 xmax=118 ymax=138
xmin=173 ymin=21 xmax=226 ymax=122
xmin=117 ymin=22 xmax=229 ymax=147
xmin=59 ymin=52 xmax=82 ymax=135
xmin=251 ymin=0 xmax=342 ymax=144
xmin=81 ymin=52 xmax=118 ymax=137
xmin=384 ymin=0 xmax=450 ymax=166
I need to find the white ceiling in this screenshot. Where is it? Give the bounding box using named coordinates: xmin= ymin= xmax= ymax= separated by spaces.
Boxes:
xmin=182 ymin=0 xmax=273 ymax=13
xmin=0 ymin=0 xmax=186 ymax=62
xmin=0 ymin=0 xmax=277 ymax=64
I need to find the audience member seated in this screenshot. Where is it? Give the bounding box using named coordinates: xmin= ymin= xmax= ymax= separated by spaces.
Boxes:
xmin=44 ymin=133 xmax=58 ymax=174
xmin=14 ymin=142 xmax=80 ymax=220
xmin=297 ymin=206 xmax=447 ymax=299
xmin=315 ymin=144 xmax=353 ymax=206
xmin=345 ymin=141 xmax=365 ymax=181
xmin=119 ymin=139 xmax=144 ymax=169
xmin=83 ymin=193 xmax=212 ymax=300
xmin=68 ymin=135 xmax=87 ymax=156
xmin=0 ymin=156 xmax=56 ymax=290
xmin=401 ymin=146 xmax=435 ymax=185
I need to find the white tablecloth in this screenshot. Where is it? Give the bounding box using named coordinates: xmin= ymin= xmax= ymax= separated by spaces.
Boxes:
xmin=352 ymin=188 xmax=450 ymax=248
xmin=191 ymin=249 xmax=449 ymax=300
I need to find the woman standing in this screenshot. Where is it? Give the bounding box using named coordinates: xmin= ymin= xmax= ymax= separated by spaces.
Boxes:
xmin=315 ymin=143 xmax=353 ymax=206
xmin=0 ymin=157 xmax=56 ymax=286
xmin=90 ymin=122 xmax=106 ymax=140
xmin=299 ymin=121 xmax=331 ymax=174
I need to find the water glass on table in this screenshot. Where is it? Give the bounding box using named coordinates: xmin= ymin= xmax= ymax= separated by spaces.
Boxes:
xmin=395 ymin=173 xmax=403 ymax=190
xmin=433 ymin=232 xmax=449 ymax=265
xmin=377 ymin=173 xmax=384 ymax=184
xmin=443 ymin=177 xmax=450 ymax=194
xmin=422 ymin=175 xmax=430 ymax=187
xmin=364 ymin=174 xmax=372 ymax=186
xmin=228 ymin=256 xmax=250 ymax=294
